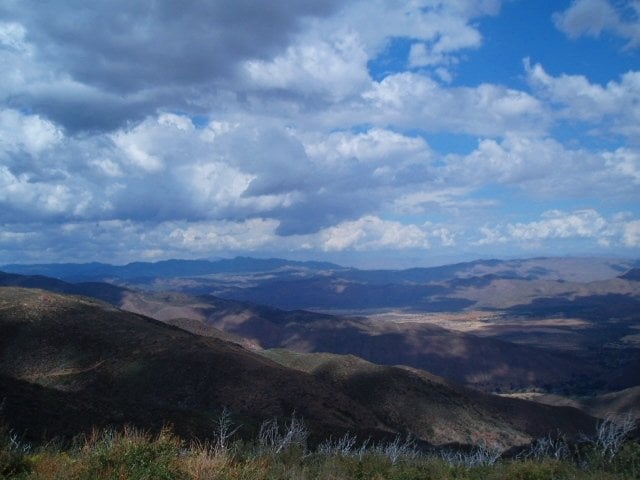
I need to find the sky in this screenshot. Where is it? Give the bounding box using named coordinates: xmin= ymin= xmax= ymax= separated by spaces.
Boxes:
xmin=0 ymin=0 xmax=639 ymax=268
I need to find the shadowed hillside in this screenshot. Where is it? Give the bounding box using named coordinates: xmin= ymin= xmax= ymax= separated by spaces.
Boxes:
xmin=0 ymin=287 xmax=384 ymax=442
xmin=120 ymin=290 xmax=601 ymax=393
xmin=2 ymin=270 xmax=635 ymax=394
xmin=262 ymin=350 xmax=596 ymax=447
xmin=0 ymin=287 xmax=597 ymax=448
xmin=503 ymin=386 xmax=640 ymax=420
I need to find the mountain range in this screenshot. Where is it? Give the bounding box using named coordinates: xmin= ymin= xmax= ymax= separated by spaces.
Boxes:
xmin=1 ymin=256 xmax=638 ymax=448
xmin=0 ymin=285 xmax=595 ymax=448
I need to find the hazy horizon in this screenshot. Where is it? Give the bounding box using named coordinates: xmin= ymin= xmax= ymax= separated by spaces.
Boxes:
xmin=3 ymin=252 xmax=639 ymax=272
xmin=1 ymin=1 xmax=639 ymax=266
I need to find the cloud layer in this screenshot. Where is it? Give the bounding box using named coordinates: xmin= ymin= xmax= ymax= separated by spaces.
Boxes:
xmin=0 ymin=0 xmax=638 ymax=265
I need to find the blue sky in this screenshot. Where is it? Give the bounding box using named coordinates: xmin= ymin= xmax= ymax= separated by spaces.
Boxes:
xmin=0 ymin=0 xmax=639 ymax=268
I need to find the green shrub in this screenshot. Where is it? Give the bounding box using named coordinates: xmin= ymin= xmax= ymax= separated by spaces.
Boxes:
xmin=79 ymin=427 xmax=185 ymax=480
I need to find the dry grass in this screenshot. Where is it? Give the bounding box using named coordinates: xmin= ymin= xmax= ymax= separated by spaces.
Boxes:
xmin=2 ymin=423 xmax=639 ymax=480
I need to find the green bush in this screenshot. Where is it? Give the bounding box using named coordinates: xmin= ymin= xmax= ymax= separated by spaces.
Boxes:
xmin=79 ymin=427 xmax=185 ymax=480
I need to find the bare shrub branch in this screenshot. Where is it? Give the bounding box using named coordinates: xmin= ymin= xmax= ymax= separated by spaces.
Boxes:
xmin=518 ymin=432 xmax=569 ymax=461
xmin=212 ymin=407 xmax=239 ymax=454
xmin=317 ymin=432 xmax=357 ymax=456
xmin=440 ymin=441 xmax=502 ymax=467
xmin=258 ymin=413 xmax=309 ymax=456
xmin=370 ymin=435 xmax=417 ymax=465
xmin=593 ymin=412 xmax=636 ymax=461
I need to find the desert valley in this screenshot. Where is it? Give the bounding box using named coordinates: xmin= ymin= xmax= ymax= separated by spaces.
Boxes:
xmin=2 ymin=256 xmax=639 ymax=440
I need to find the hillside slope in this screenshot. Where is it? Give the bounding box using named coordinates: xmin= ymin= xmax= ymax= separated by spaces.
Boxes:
xmin=0 ymin=287 xmax=383 ymax=441
xmin=120 ymin=290 xmax=600 ymax=393
xmin=262 ymin=350 xmax=595 ymax=447
xmin=0 ymin=287 xmax=596 ymax=448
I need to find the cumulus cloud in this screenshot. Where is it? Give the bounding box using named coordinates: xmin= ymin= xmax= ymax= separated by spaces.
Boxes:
xmin=0 ymin=1 xmax=638 ymax=264
xmin=320 ymin=216 xmax=431 ymax=251
xmin=244 ymin=31 xmax=370 ymax=103
xmin=0 ymin=1 xmax=347 ymax=131
xmin=392 ymin=187 xmax=497 ymax=216
xmin=0 ymin=107 xmax=437 ymax=237
xmin=507 ymin=209 xmax=607 ymax=241
xmin=0 ymin=109 xmax=62 ymax=155
xmin=525 ymin=59 xmax=640 ymax=139
xmin=168 ymin=218 xmax=281 ymax=252
xmin=361 ymin=73 xmax=547 ymax=136
xmin=7 ymin=1 xmax=345 ymax=91
xmin=553 ymin=0 xmax=640 ymax=49
xmin=0 ymin=0 xmax=508 ymax=133
xmin=0 ymin=215 xmax=458 ymax=265
xmin=475 ymin=209 xmax=640 ymax=249
xmin=305 ymin=128 xmax=430 ymax=166
xmin=332 ymin=0 xmax=498 ymax=67
xmin=444 ymin=133 xmax=640 ymax=199
xmin=604 ymin=148 xmax=640 ymax=184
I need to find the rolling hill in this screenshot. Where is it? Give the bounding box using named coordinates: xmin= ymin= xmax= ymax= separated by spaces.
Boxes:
xmin=261 ymin=349 xmax=596 ymax=446
xmin=0 ymin=287 xmax=381 ymax=442
xmin=2 ymin=267 xmax=638 ymax=395
xmin=117 ymin=289 xmax=602 ymax=393
xmin=0 ymin=287 xmax=597 ymax=448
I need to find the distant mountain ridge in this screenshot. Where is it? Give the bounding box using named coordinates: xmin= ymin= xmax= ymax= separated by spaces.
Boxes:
xmin=3 ymin=256 xmax=637 ymax=284
xmin=1 ymin=257 xmax=343 ymax=281
xmin=0 ymin=270 xmax=131 ymax=304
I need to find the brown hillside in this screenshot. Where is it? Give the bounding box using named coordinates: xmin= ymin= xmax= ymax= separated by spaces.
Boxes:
xmin=120 ymin=290 xmax=599 ymax=392
xmin=262 ymin=350 xmax=596 ymax=447
xmin=0 ymin=287 xmax=597 ymax=449
xmin=0 ymin=287 xmax=385 ymax=442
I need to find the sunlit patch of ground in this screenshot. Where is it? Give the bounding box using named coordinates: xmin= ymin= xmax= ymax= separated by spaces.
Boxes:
xmin=368 ymin=311 xmax=589 ymax=333
xmin=367 ymin=311 xmax=595 ymax=351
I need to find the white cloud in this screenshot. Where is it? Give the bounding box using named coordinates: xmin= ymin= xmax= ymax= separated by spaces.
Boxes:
xmin=362 ymin=73 xmax=547 ymax=136
xmin=409 ymin=43 xmax=439 ymax=67
xmin=0 ymin=2 xmax=638 ymax=263
xmin=507 ymin=209 xmax=607 ymax=240
xmin=309 ymin=216 xmax=458 ymax=252
xmin=444 ymin=135 xmax=577 ymax=190
xmin=244 ymin=31 xmax=370 ymax=102
xmin=331 ymin=0 xmax=497 ymax=64
xmin=475 ymin=226 xmax=508 ymax=246
xmin=604 ymin=148 xmax=640 ymax=184
xmin=475 ymin=209 xmax=640 ymax=249
xmin=184 ymin=162 xmax=254 ymax=209
xmin=0 ymin=22 xmax=29 ymax=52
xmin=304 ymin=128 xmax=429 ymax=165
xmin=0 ymin=167 xmax=78 ymax=218
xmin=90 ymin=158 xmax=123 ymax=178
xmin=0 ymin=109 xmax=62 ymax=156
xmin=168 ymin=218 xmax=281 ymax=252
xmin=110 ymin=116 xmax=194 ymax=173
xmin=445 ymin=134 xmax=640 ymax=199
xmin=553 ymin=0 xmax=640 ymax=49
xmin=525 ymin=59 xmax=640 ymax=138
xmin=623 ymin=220 xmax=640 ymax=246
xmin=320 ymin=216 xmax=431 ymax=251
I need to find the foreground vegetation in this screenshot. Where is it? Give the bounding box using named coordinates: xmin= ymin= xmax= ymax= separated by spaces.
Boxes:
xmin=1 ymin=413 xmax=638 ymax=480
